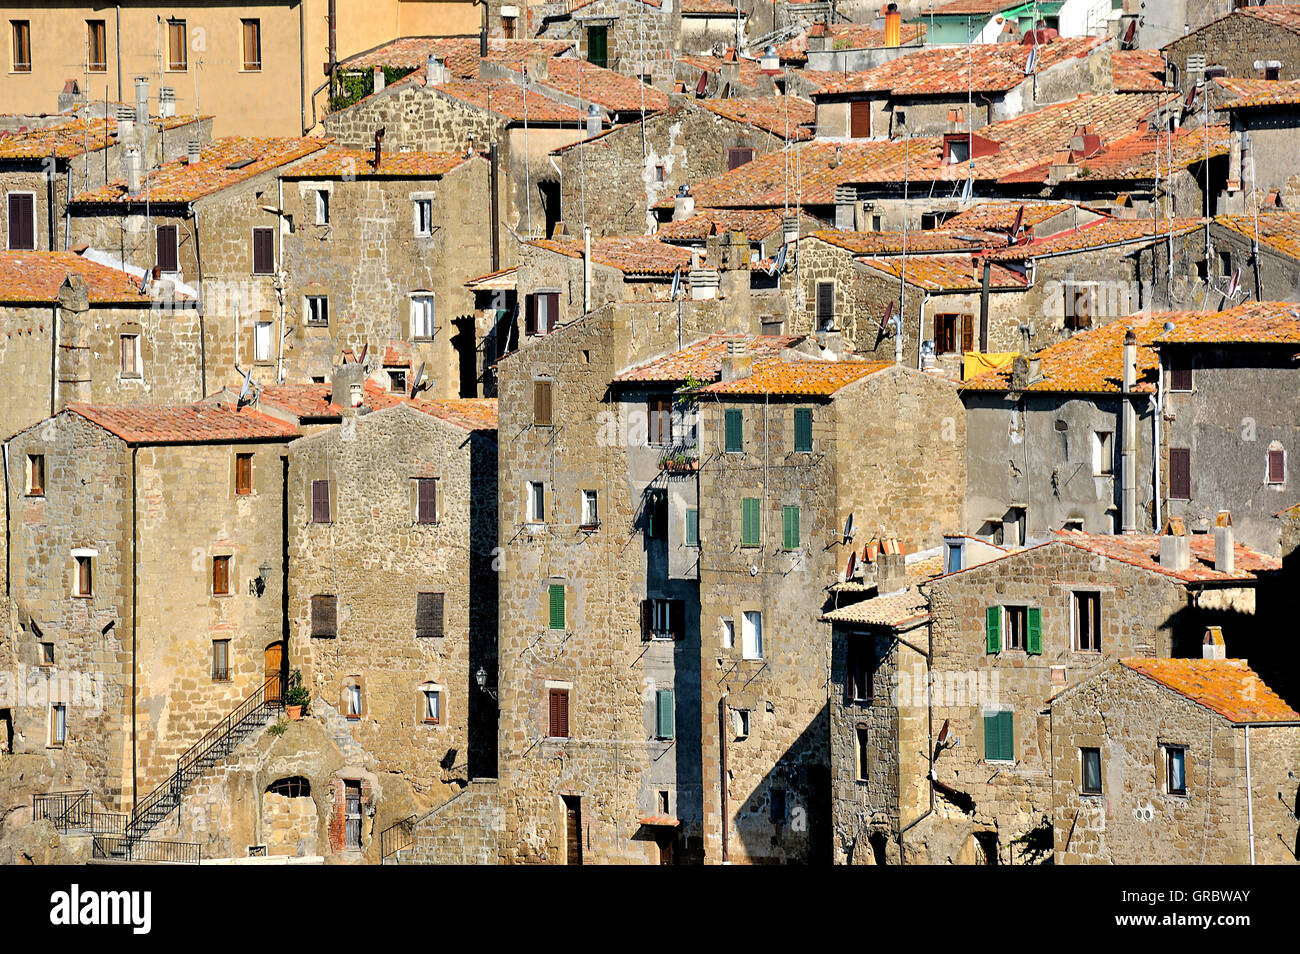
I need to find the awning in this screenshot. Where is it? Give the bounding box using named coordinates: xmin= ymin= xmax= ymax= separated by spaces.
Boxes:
xmin=638 ymin=816 xmax=680 ymax=828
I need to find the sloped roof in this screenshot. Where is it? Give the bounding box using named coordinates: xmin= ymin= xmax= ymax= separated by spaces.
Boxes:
xmin=1216 ymin=212 xmax=1300 ymax=261
xmin=364 ymin=385 xmax=499 ymax=431
xmin=1153 ymin=300 xmax=1300 ymax=345
xmin=1120 ymin=659 xmax=1300 ymax=723
xmin=433 ymin=80 xmax=584 ymax=123
xmin=821 ymin=587 xmax=931 ymax=627
xmin=527 ymin=236 xmax=693 ymax=275
xmin=773 ymin=22 xmax=927 ymax=65
xmin=1001 ymin=123 xmax=1229 ymax=184
xmin=1222 ymin=78 xmax=1300 ymax=109
xmin=810 ymin=228 xmax=996 ymax=254
xmin=614 ymin=333 xmax=804 ymax=383
xmin=698 ymin=357 xmax=893 ymax=396
xmin=697 ymin=96 xmax=815 ymax=139
xmin=856 ymin=254 xmax=1028 ymax=291
xmin=985 ymin=217 xmax=1202 ymax=261
xmin=656 ymin=208 xmax=790 ymax=242
xmin=69 ymin=403 xmax=298 ymax=444
xmin=1112 ymin=49 xmax=1169 ymax=92
xmin=504 ymin=58 xmax=669 ymax=113
xmin=282 ymin=147 xmax=471 ymax=178
xmin=0 ymin=115 xmax=202 ymax=160
xmin=0 ymin=251 xmax=178 ymax=304
xmin=940 ymin=201 xmax=1075 ymax=231
xmin=340 ymin=36 xmax=572 ymax=74
xmin=1053 ymin=530 xmax=1279 ymax=584
xmin=255 ymin=384 xmax=343 ymax=421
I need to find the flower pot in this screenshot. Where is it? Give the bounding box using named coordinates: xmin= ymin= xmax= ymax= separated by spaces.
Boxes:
xmin=286 ymin=704 xmax=303 ymax=721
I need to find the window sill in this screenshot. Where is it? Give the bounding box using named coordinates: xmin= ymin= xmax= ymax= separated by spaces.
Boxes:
xmin=414 ymin=521 xmax=440 ymax=528
xmin=72 ymin=593 xmax=93 ymax=600
xmin=239 ymin=67 xmax=263 ymax=73
xmin=1080 ymin=791 xmax=1103 ymax=798
xmin=236 ymin=490 xmax=254 ymax=497
xmin=310 ymin=633 xmax=337 ymax=639
xmin=212 ymin=592 xmax=233 ymax=598
xmin=422 ymin=719 xmax=441 ymax=726
xmin=25 ymin=492 xmax=44 ymax=499
xmin=345 ymin=715 xmax=362 ymax=722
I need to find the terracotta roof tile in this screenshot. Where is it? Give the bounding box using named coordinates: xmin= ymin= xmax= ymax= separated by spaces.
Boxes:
xmin=255 ymin=384 xmax=343 ymax=421
xmin=341 ymin=37 xmax=571 ymax=74
xmin=856 ymin=254 xmax=1028 ymax=291
xmin=810 ymin=228 xmax=995 ymax=254
xmin=985 ymin=217 xmax=1202 ymax=261
xmin=1003 ymin=123 xmax=1229 ymax=184
xmin=433 ymin=80 xmax=583 ymax=123
xmin=615 ymin=333 xmax=804 ymax=383
xmin=522 ymin=58 xmax=669 ymax=113
xmin=68 ymin=402 xmax=298 ymax=444
xmin=1120 ymin=658 xmax=1300 ymax=723
xmin=678 ymin=54 xmax=766 ymax=87
xmin=0 ymin=115 xmax=202 ymax=160
xmin=0 ymin=251 xmax=181 ymax=304
xmin=528 ymin=236 xmax=693 ymax=275
xmin=699 ymin=357 xmax=893 ymax=396
xmin=1221 ymin=78 xmax=1300 ymax=109
xmin=1239 ymin=4 xmax=1300 ymax=35
xmin=821 ymin=587 xmax=931 ymax=627
xmin=465 ymin=265 xmax=519 ymax=289
xmin=1216 ymin=212 xmax=1300 ymax=261
xmin=940 ymin=201 xmax=1076 ymax=231
xmin=773 ymin=22 xmax=926 ymax=65
xmin=657 ymin=208 xmax=790 ymax=242
xmin=283 ymin=146 xmax=470 ymax=178
xmin=1153 ymin=300 xmax=1300 ymax=345
xmin=1052 ymin=530 xmax=1279 ymax=584
xmin=697 ymin=96 xmax=815 ymax=139
xmin=362 ymin=382 xmax=498 ymax=431
xmin=682 ymin=0 xmax=739 ymax=13
xmin=1112 ymin=49 xmax=1169 ymax=92
xmin=73 ymin=137 xmax=327 ymax=203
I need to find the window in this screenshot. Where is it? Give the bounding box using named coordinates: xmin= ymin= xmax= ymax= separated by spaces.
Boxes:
xmin=1064 ymin=284 xmax=1093 ymax=331
xmin=74 ymin=555 xmax=93 ymax=597
xmin=528 ymin=481 xmax=545 ymax=523
xmin=212 ymin=639 xmax=230 ymax=681
xmin=586 ymin=24 xmax=607 ymax=68
xmin=724 ymin=408 xmax=744 ymax=453
xmin=815 ymin=281 xmax=835 ymax=331
xmin=1080 ymin=747 xmax=1102 ymax=795
xmin=253 ymin=320 xmax=272 ymax=363
xmin=944 ymin=540 xmax=963 ymax=574
xmin=87 ymin=20 xmax=107 ymax=72
xmin=525 ymin=291 xmax=560 ymax=336
xmin=305 ymin=295 xmax=329 ymax=326
xmin=933 ymin=314 xmax=972 ymax=355
xmin=156 ymin=224 xmax=178 ymax=272
xmin=343 ymin=681 xmax=363 ymax=719
xmin=389 ymin=369 xmax=407 ymax=394
xmin=416 ymin=478 xmax=438 ymax=524
xmin=848 ymin=637 xmax=875 ymax=702
xmin=1168 ymin=355 xmax=1193 ymax=392
xmin=647 ymin=395 xmax=672 ymax=446
xmin=311 ymin=595 xmax=337 ymax=637
xmin=343 ymin=780 xmax=362 ymax=849
xmin=7 ymin=193 xmax=35 ymax=250
xmin=311 ymin=479 xmax=331 ymax=523
xmin=410 ymin=295 xmax=434 ymax=339
xmin=726 ymin=147 xmax=754 ymax=170
xmin=781 ymin=505 xmax=800 ymax=550
xmin=1093 ymin=430 xmax=1114 ymax=476
xmin=850 ymin=100 xmax=871 ymax=139
xmin=983 ymin=710 xmax=1014 ymax=762
xmin=655 ymin=689 xmax=675 ymax=740
xmin=11 ymin=21 xmax=30 ymax=72
xmin=212 ymin=555 xmax=231 ymax=595
xmin=684 ymin=507 xmax=699 ymax=546
xmin=416 ymin=592 xmax=445 ymax=638
xmin=643 ymin=598 xmax=684 ymax=640
xmin=49 ymin=704 xmax=66 ymax=747
xmin=422 ymin=686 xmax=442 ymax=724
xmin=645 ymin=489 xmax=667 ymax=539
xmin=653 ymin=163 xmax=665 ymax=182
xmin=856 ymin=726 xmax=870 ymax=780
xmin=1165 ymin=745 xmax=1187 ymax=795
xmin=502 ymin=15 xmax=517 ymax=39
xmin=793 ymin=408 xmax=812 ymax=452
xmin=735 ymin=708 xmax=750 ymax=738
xmin=1072 ymin=591 xmax=1101 ymax=652
xmin=26 ymin=454 xmax=44 ymax=496
xmin=581 ymin=490 xmax=599 ymax=529
xmin=39 ymin=641 xmax=54 ymax=668
xmin=1004 ymin=605 xmax=1027 ymax=651
xmin=533 ymin=379 xmax=553 ymax=426
xmin=119 ymin=333 xmax=141 ymax=378
xmin=741 ymin=610 xmax=763 ymax=659
xmin=770 ymin=789 xmax=787 ymax=825
xmin=241 ymin=19 xmax=262 ymax=71
xmin=252 ymin=227 xmax=275 ymax=274
xmin=548 ymin=583 xmax=565 ymax=630
xmin=1218 ymin=249 xmax=1232 ymax=277
xmin=741 ymin=497 xmax=761 ymax=547
xmin=1169 ymin=447 xmax=1191 ymax=500
xmin=167 ymin=20 xmax=187 ymax=71
xmin=548 ymin=687 xmax=570 ymax=737
xmin=314 ymin=189 xmax=330 ymax=226
xmin=414 ymin=199 xmax=433 ymax=237
xmin=267 ymin=776 xmax=310 ymax=797
xmin=720 ymin=616 xmax=735 ymax=649
xmin=1268 ymin=447 xmax=1285 ymax=485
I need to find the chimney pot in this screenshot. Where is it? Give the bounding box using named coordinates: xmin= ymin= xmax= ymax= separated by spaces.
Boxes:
xmin=1202 ymin=625 xmax=1226 ymax=660
xmin=133 ymin=76 xmax=149 ymax=125
xmin=1159 ymin=518 xmax=1190 ymax=571
xmin=1214 ymin=510 xmax=1234 ymax=574
xmin=123 ymin=145 xmax=142 ymax=194
xmin=373 ymin=66 xmax=385 ymax=94
xmin=186 ymin=138 xmax=202 ymax=165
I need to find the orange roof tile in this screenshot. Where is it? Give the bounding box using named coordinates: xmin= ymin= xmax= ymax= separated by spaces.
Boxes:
xmin=528 ymin=236 xmax=693 ymax=275
xmin=433 ymin=80 xmax=583 ymax=123
xmin=682 ymin=0 xmax=739 ymax=13
xmin=1112 ymin=49 xmax=1169 ymax=92
xmin=697 ymin=96 xmax=815 ymax=139
xmin=254 ymin=384 xmax=343 ymax=421
xmin=821 ymin=587 xmax=931 ymax=627
xmin=699 ymin=357 xmax=893 ymax=396
xmin=656 ymin=208 xmax=790 ymax=242
xmin=1221 ymin=77 xmax=1300 ymax=109
xmin=678 ymin=54 xmax=766 ymax=87
xmin=615 ymin=333 xmax=804 ymax=383
xmin=961 ymin=313 xmax=1166 ymax=394
xmin=1216 ymin=212 xmax=1300 ymax=261
xmin=0 ymin=115 xmax=202 ymax=160
xmin=810 ymin=228 xmax=996 ymax=254
xmin=984 ymin=217 xmax=1202 ymax=261
xmin=940 ymin=201 xmax=1076 ymax=231
xmin=465 ymin=265 xmax=519 ymax=289
xmin=361 ymin=382 xmax=498 ymax=431
xmin=521 ymin=58 xmax=669 ymax=113
xmin=341 ymin=37 xmax=572 ymax=75
xmin=1120 ymin=659 xmax=1300 ymax=723
xmin=69 ymin=402 xmax=298 ymax=444
xmin=283 ymin=146 xmax=470 ymax=178
xmin=1153 ymin=300 xmax=1300 ymax=345
xmin=856 ymin=254 xmax=1028 ymax=291
xmin=73 ymin=137 xmax=327 ymax=203
xmin=0 ymin=251 xmax=187 ymax=304
xmin=1053 ymin=530 xmax=1279 ymax=584
xmin=773 ymin=22 xmax=926 ymax=65
xmin=1003 ymin=123 xmax=1229 ymax=184
xmin=1239 ymin=3 xmax=1300 ymax=35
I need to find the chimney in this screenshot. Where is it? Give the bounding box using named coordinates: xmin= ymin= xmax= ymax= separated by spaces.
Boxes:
xmin=818 ymin=330 xmax=845 ymax=360
xmin=1202 ymin=626 xmax=1226 ymax=660
xmin=158 ymin=86 xmax=176 ymax=118
xmin=672 ymin=187 xmax=695 ymax=221
xmin=186 ymin=138 xmax=202 ymax=165
xmin=123 ymin=145 xmax=142 ymax=194
xmin=1213 ymin=510 xmax=1234 ymax=574
xmin=373 ymin=66 xmax=385 ymax=94
xmin=782 ymin=215 xmax=799 ymax=245
xmin=1159 ymin=517 xmax=1190 ymax=571
xmin=425 ymin=55 xmax=450 ymax=87
xmin=526 ymin=51 xmax=549 ymax=82
xmin=720 ymin=338 xmax=752 ymax=381
xmin=720 ymin=57 xmax=740 ymax=87
xmin=373 ymin=126 xmax=385 ymax=171
xmin=884 ymin=3 xmax=902 ymax=48
xmin=331 ymin=361 xmax=367 ymax=413
xmin=1121 ymin=329 xmax=1137 ymax=392
xmin=1120 ymin=328 xmax=1138 ymax=533
xmin=586 ymin=103 xmax=603 ymax=137
xmin=133 ymin=76 xmax=149 ymax=125
xmin=1009 ymin=354 xmax=1041 ymax=390
xmin=876 ymin=540 xmax=906 ymax=596
xmin=760 ymin=45 xmax=779 ymax=73
xmin=115 ymin=103 xmax=135 ymax=141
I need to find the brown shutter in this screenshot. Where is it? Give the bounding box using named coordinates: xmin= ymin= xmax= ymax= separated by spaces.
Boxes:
xmin=417 ymin=478 xmax=437 ymax=523
xmin=8 ymin=194 xmax=35 ymax=250
xmin=524 ymin=294 xmax=537 ymax=336
xmin=252 ymin=227 xmax=274 ymax=274
xmin=816 ymin=282 xmax=834 ymax=328
xmin=156 ymin=225 xmax=178 ymax=272
xmin=312 ymin=479 xmax=330 ymax=522
xmin=534 ymin=380 xmax=553 ymax=426
xmin=640 ymin=599 xmax=652 ymax=641
xmin=236 ymin=454 xmax=252 ymax=494
xmin=961 ymin=314 xmax=974 ymax=353
xmin=557 ymin=690 xmax=569 ymax=737
xmin=545 ymin=292 xmax=560 ymax=332
xmin=1169 ymin=448 xmax=1191 ymax=499
xmin=549 ymin=688 xmax=569 ymax=737
xmin=213 ymin=556 xmax=229 ymax=594
xmin=850 ymin=100 xmax=871 ymax=139
xmin=670 ymin=600 xmax=685 ymax=640
xmin=311 ymin=595 xmax=337 ymax=637
xmin=727 ymin=147 xmax=754 ymax=170
xmin=1269 ymin=448 xmax=1285 ymax=483
xmin=416 ymin=592 xmax=444 ymax=637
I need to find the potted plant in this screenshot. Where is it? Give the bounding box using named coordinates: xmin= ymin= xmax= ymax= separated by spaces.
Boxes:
xmin=284 ymin=669 xmax=310 ymax=721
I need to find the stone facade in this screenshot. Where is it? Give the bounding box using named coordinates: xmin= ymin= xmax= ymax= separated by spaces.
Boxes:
xmin=1163 ymin=11 xmax=1300 ymax=88
xmin=537 ymin=0 xmax=680 ymax=86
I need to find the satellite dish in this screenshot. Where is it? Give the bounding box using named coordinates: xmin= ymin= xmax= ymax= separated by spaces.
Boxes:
xmin=357 ymin=343 xmax=369 ymax=368
xmin=410 ymin=361 xmax=426 ymax=397
xmin=236 ymin=367 xmax=253 ymax=407
xmin=937 ymin=719 xmax=951 ymax=746
xmin=844 ymin=550 xmax=856 ymax=582
xmin=843 ymin=512 xmax=854 ymax=544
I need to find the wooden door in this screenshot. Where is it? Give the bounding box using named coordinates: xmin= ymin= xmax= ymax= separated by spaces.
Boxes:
xmin=562 ymin=795 xmax=582 ymax=865
xmin=656 ymin=829 xmax=675 ymax=865
xmin=264 ymin=641 xmax=284 ymax=701
xmin=850 ymin=100 xmax=871 ymax=139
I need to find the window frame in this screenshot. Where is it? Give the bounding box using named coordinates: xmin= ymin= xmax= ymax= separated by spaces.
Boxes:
xmin=581 ymin=489 xmax=599 ymax=530
xmin=74 ymin=554 xmax=93 ymax=598
xmin=1267 ymin=447 xmax=1286 ymax=486
xmin=415 ymin=477 xmax=438 ymax=525
xmin=310 ymin=479 xmax=331 ymax=524
xmin=1080 ymin=746 xmax=1102 ymax=796
xmin=654 ymin=688 xmax=675 ymax=740
xmin=156 ymin=224 xmax=179 ymax=273
xmin=119 ymin=332 xmax=142 ymax=379
xmin=421 ymin=684 xmax=443 ymax=725
xmin=724 ymin=408 xmax=744 ymax=453
xmin=413 ymin=198 xmax=434 ymax=237
xmin=547 ymin=687 xmax=570 ymax=738
xmin=1168 ymin=446 xmax=1191 ymax=500
xmin=342 ymin=680 xmax=364 ymax=720
xmin=781 ymin=504 xmax=800 ymax=551
xmin=240 ymin=18 xmax=262 ymax=72
xmin=1164 ymin=744 xmax=1187 ymax=796
xmin=315 ymin=188 xmax=330 ymax=226
xmin=304 ymin=295 xmax=329 ymax=327
xmin=166 ymin=19 xmax=187 ymax=72
xmin=684 ymin=506 xmax=699 ymax=547
xmin=793 ymin=407 xmax=813 ymax=453
xmin=527 ymin=480 xmax=545 ymax=524
xmin=310 ymin=594 xmax=338 ymax=638
xmin=252 ymin=226 xmax=276 ymax=275
xmin=212 ymin=554 xmax=231 ymax=596
xmin=1071 ymin=590 xmax=1102 ymax=653
xmin=410 ymin=294 xmax=435 ymax=340
xmin=87 ymin=19 xmax=107 ymax=73
xmin=741 ymin=497 xmax=761 ymax=547
xmin=741 ymin=609 xmax=763 ymax=660
xmin=6 ymin=191 xmax=36 ymax=250
xmin=1093 ymin=430 xmax=1114 ymax=477
xmin=983 ymin=709 xmax=1014 ymax=763
xmin=211 ymin=639 xmax=231 ymax=681
xmin=855 ymin=725 xmax=870 ymax=780
xmin=10 ymin=20 xmax=31 ymax=73
xmin=1167 ymin=354 xmax=1193 ymax=392
xmin=815 ymin=280 xmax=835 ymax=331
xmin=415 ymin=592 xmax=445 ymax=638
xmin=26 ymin=453 xmax=44 ymax=496
xmin=48 ymin=702 xmax=67 ymax=747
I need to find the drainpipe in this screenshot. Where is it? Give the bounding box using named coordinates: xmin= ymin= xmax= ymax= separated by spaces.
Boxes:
xmin=3 ymin=443 xmax=11 ymax=604
xmin=1153 ymin=359 xmax=1164 ymax=529
xmin=915 ymin=292 xmax=931 ymax=370
xmin=50 ymin=305 xmax=59 ymax=417
xmin=583 ymin=225 xmax=592 ymax=314
xmin=46 ymin=154 xmax=57 ymax=250
xmin=327 ymin=0 xmax=338 ymax=99
xmin=299 ymin=1 xmax=307 ymax=135
xmin=115 ymin=6 xmax=123 ymax=103
xmin=192 ymin=204 xmax=207 ymax=397
xmin=131 ymin=445 xmax=138 ymax=814
xmin=489 ymin=142 xmax=501 ymax=271
xmin=719 ymin=694 xmax=729 ymax=863
xmin=894 ymin=613 xmax=935 ymax=865
xmin=1245 ymin=724 xmax=1256 ymax=865
xmin=1121 ymin=330 xmax=1138 ymax=533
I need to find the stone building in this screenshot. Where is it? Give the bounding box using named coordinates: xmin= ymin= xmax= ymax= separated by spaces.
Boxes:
xmin=1163 ymin=5 xmax=1300 ymax=89
xmin=1218 ymin=84 xmax=1300 ymax=214
xmin=0 ymin=251 xmax=200 ymax=439
xmin=534 ymin=0 xmax=681 ymax=86
xmin=277 ymin=147 xmax=495 ymax=399
xmin=1050 ymin=655 xmax=1299 ymax=864
xmin=1210 ymin=214 xmax=1300 ymax=302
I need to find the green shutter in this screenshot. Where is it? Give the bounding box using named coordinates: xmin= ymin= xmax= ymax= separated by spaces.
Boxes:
xmin=985 ymin=606 xmax=1001 ymax=654
xmin=742 ymin=498 xmax=760 ymax=546
xmin=984 ymin=714 xmax=999 ymax=761
xmin=656 ymin=689 xmax=675 ymax=739
xmin=725 ymin=409 xmax=744 ymax=452
xmin=685 ymin=508 xmax=699 ymax=546
xmin=999 ymin=711 xmax=1014 ymax=762
xmin=548 ymin=584 xmax=565 ymax=630
xmin=1026 ymin=607 xmax=1042 ymax=655
xmin=782 ymin=505 xmax=800 ymax=550
xmin=794 ymin=408 xmax=812 ymax=452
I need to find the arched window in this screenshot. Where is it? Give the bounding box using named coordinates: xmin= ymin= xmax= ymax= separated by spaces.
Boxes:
xmin=266 ymin=776 xmax=311 ymax=798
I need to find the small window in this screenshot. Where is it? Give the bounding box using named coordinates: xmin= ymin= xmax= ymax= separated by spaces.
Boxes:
xmin=253 ymin=320 xmax=273 ymax=363
xmin=585 ymin=23 xmax=607 ymax=68
xmin=235 ymin=453 xmax=253 ymax=495
xmin=212 ymin=639 xmax=230 ymax=681
xmin=87 ymin=21 xmax=107 ymax=72
xmin=1004 ymin=605 xmax=1027 ymax=651
xmin=422 ymin=686 xmax=442 ymax=724
xmin=684 ymin=507 xmax=699 ymax=547
xmin=1165 ymin=745 xmax=1187 ymax=795
xmin=311 ymin=594 xmax=337 ymax=638
xmin=304 ymin=295 xmax=328 ymax=326
xmin=534 ymin=379 xmax=553 ymax=427
xmin=1064 ymin=284 xmax=1093 ymax=331
xmin=416 ymin=477 xmax=438 ymax=524
xmin=343 ymin=779 xmax=362 ymax=849
xmin=11 ymin=20 xmax=31 ymax=72
xmin=781 ymin=505 xmax=800 ymax=551
xmin=528 ymin=481 xmax=545 ymax=524
xmin=793 ymin=408 xmax=812 ymax=453
xmin=548 ymin=687 xmax=570 ymax=737
xmin=645 ymin=598 xmax=682 ymax=640
xmin=1218 ymin=249 xmax=1232 ymax=277
xmin=26 ymin=454 xmax=44 ymax=496
xmin=741 ymin=498 xmax=761 ymax=547
xmin=39 ymin=641 xmax=54 ymax=668
xmin=769 ymin=789 xmax=787 ymax=825
xmin=815 ymin=281 xmax=835 ymax=331
xmin=548 ymin=583 xmax=565 ymax=630
xmin=934 ymin=314 xmax=958 ymax=354
xmin=581 ymin=490 xmax=599 ymax=529
xmin=74 ymin=555 xmax=93 ymax=597
xmin=343 ymin=681 xmax=363 ymax=719
xmin=1268 ymin=447 xmax=1285 ymax=485
xmin=119 ymin=333 xmax=141 ymax=378
xmin=655 ymin=689 xmax=675 ymax=740
xmin=252 ymin=227 xmax=275 ymax=275
xmin=983 ymin=710 xmax=1014 ymax=762
xmin=726 ymin=147 xmax=754 ymax=170
xmin=848 ymin=637 xmax=874 ymax=703
xmin=315 ymin=189 xmax=330 ymax=225
xmin=156 ymin=224 xmax=178 ymax=273
xmin=48 ymin=703 xmax=67 ymax=747
xmin=410 ymin=295 xmax=435 ymax=339
xmin=414 ymin=199 xmax=433 ymax=237
xmin=741 ymin=610 xmax=763 ymax=659
xmin=1093 ymin=431 xmax=1114 ymax=476
xmin=1169 ymin=447 xmax=1191 ymax=500
xmin=311 ymin=479 xmax=331 ymax=523
xmin=266 ymin=776 xmax=310 ymax=797
xmin=944 ymin=541 xmax=963 ymax=574
xmin=389 ymin=369 xmax=407 ymax=394
xmin=646 ymin=489 xmax=667 ymax=540
xmin=720 ymin=616 xmax=734 ymax=649
xmin=1081 ymin=747 xmax=1102 ymax=795
xmin=416 ymin=592 xmax=445 ymax=638
xmin=241 ymin=18 xmax=262 ymax=71
xmin=167 ymin=19 xmax=187 ymax=71
xmin=647 ymin=395 xmax=672 ymax=447
xmin=502 ymin=15 xmax=517 ymax=39
xmin=856 ymin=726 xmax=870 ymax=780
xmin=7 ymin=193 xmax=35 ymax=250
xmin=1072 ymin=591 xmax=1101 ymax=652
xmin=525 ymin=292 xmax=560 ymax=336
xmin=735 ymin=708 xmax=750 ymax=738
xmin=213 ymin=555 xmax=231 ymax=595
xmin=724 ymin=408 xmax=744 ymax=453
xmin=1168 ymin=355 xmax=1193 ymax=392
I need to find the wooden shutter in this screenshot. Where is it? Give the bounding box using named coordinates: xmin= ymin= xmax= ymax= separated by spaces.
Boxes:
xmin=816 ymin=282 xmax=835 ymax=328
xmin=998 ymin=711 xmax=1014 ymax=762
xmin=782 ymin=505 xmax=799 ymax=550
xmin=549 ymin=688 xmax=569 ymax=737
xmin=8 ymin=194 xmax=35 ymax=250
xmin=534 ymin=380 xmax=553 ymax=426
xmin=725 ymin=408 xmax=743 ymax=452
xmin=311 ymin=479 xmax=330 ymax=522
xmin=742 ymin=498 xmax=760 ymax=546
xmin=545 ymin=292 xmax=560 ymax=332
xmin=984 ymin=713 xmax=998 ymax=760
xmin=656 ymin=689 xmax=675 ymax=739
xmin=236 ymin=454 xmax=252 ymax=494
xmin=1169 ymin=448 xmax=1191 ymax=499
xmin=1026 ymin=607 xmax=1042 ymax=655
xmin=648 ymin=396 xmax=670 ymax=445
xmin=524 ymin=294 xmax=537 ymax=336
xmin=1169 ymin=357 xmax=1193 ymax=391
xmin=213 ymin=556 xmax=229 ymax=594
xmin=168 ymin=20 xmax=186 ymax=70
xmin=640 ymin=599 xmax=653 ymax=641
xmin=685 ymin=507 xmax=699 ymax=546
xmin=548 ymin=583 xmax=565 ymax=630
xmin=985 ymin=606 xmax=1001 ymax=653
xmin=252 ymin=227 xmax=274 ymax=274
xmin=1268 ymin=448 xmax=1285 ymax=484
xmin=727 ymin=147 xmax=754 ymax=170
xmin=242 ymin=19 xmax=261 ymax=70
xmin=794 ymin=408 xmax=812 ymax=452
xmin=416 ymin=592 xmax=444 ymax=637
xmin=156 ymin=225 xmax=178 ymax=272
xmin=311 ymin=595 xmax=337 ymax=637
xmin=670 ymin=599 xmax=685 ymax=640
xmin=417 ymin=478 xmax=437 ymax=523
xmin=850 ymin=100 xmax=871 ymax=139
xmin=960 ymin=314 xmax=974 ymax=354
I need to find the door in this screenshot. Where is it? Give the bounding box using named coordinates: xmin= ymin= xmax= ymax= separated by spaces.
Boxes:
xmin=656 ymin=829 xmax=675 ymax=865
xmin=586 ymin=26 xmax=607 ymax=68
xmin=562 ymin=795 xmax=582 ymax=865
xmin=264 ymin=641 xmax=285 ymax=702
xmin=344 ymin=780 xmax=362 ymax=850
xmin=850 ymin=100 xmax=871 ymax=139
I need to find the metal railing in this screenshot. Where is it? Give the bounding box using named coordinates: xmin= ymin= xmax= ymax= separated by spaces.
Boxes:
xmin=92 ymin=835 xmax=200 ymax=864
xmin=379 ymin=815 xmax=417 ymax=861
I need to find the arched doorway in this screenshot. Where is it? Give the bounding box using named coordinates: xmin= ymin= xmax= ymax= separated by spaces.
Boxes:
xmin=264 ymin=641 xmax=285 ymax=702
